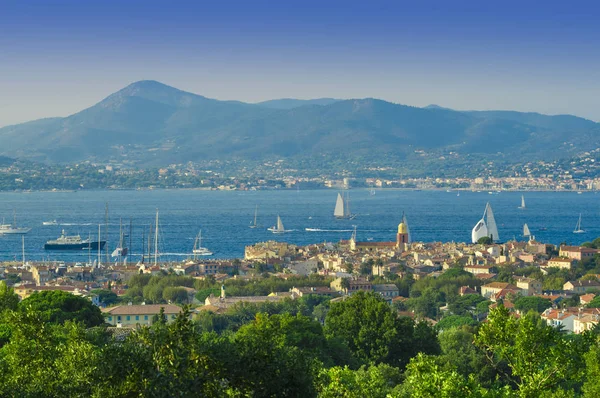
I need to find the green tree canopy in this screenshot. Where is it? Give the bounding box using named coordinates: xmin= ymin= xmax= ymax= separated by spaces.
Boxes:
xmin=19 ymin=290 xmax=104 ymax=327
xmin=513 ymin=296 xmax=552 ymax=313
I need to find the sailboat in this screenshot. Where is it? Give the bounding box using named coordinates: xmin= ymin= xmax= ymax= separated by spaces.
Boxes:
xmin=518 ymin=195 xmax=526 ymax=209
xmin=523 ymin=223 xmax=531 ymax=239
xmin=193 ymin=230 xmax=213 ymax=256
xmin=268 ymin=215 xmax=287 ymax=234
xmin=334 ymin=192 xmax=356 ymax=220
xmin=471 ymin=202 xmax=500 ymax=243
xmin=0 ymin=210 xmax=31 ymax=235
xmin=573 ymin=214 xmax=585 ymax=234
xmin=111 ymin=218 xmax=128 ymax=262
xmin=249 ymin=205 xmax=260 ymax=228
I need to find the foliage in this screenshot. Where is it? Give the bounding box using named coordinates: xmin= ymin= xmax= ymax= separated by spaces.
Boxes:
xmin=317 ymin=363 xmax=403 ymax=398
xmin=475 ymin=306 xmax=593 ymax=396
xmin=0 ymin=282 xmax=19 ymax=313
xmin=436 ymin=315 xmax=478 ymax=331
xmin=90 ymin=289 xmax=119 ymax=306
xmin=513 ymin=296 xmax=552 ymax=313
xmin=19 ymin=290 xmax=104 ymax=327
xmin=478 ymin=236 xmax=493 ymax=245
xmin=324 ymin=291 xmax=438 ymax=368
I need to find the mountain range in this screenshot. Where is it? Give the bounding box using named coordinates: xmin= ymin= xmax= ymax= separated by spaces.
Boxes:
xmin=1 ymin=80 xmax=598 ymax=166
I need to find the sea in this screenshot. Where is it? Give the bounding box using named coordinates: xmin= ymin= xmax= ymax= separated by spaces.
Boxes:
xmin=0 ymin=189 xmax=597 ymax=263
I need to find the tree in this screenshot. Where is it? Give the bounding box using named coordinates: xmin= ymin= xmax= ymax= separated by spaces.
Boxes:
xmin=19 ymin=290 xmax=104 ymax=327
xmin=399 ymin=353 xmax=493 ymax=398
xmin=475 ymin=305 xmax=592 ymax=396
xmin=0 ymin=281 xmax=19 ymax=313
xmin=477 ymin=236 xmax=492 ymax=245
xmin=513 ymin=296 xmax=552 ymax=313
xmin=91 ymin=289 xmax=119 ymax=306
xmin=324 ymin=291 xmax=435 ymax=368
xmin=583 ymin=342 xmax=600 ymax=397
xmin=317 ymin=363 xmax=403 ymax=398
xmin=436 ymin=315 xmax=478 ymax=331
xmin=340 ymin=277 xmax=351 ymax=294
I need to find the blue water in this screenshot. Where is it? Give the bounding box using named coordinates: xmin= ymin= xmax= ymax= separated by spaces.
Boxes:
xmin=0 ymin=189 xmax=598 ymax=262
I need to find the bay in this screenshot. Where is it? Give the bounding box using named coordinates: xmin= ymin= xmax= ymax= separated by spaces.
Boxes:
xmin=0 ymin=189 xmax=597 ymax=263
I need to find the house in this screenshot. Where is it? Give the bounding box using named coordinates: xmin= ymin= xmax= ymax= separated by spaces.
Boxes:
xmin=559 ymin=245 xmax=599 ymax=261
xmin=541 ymin=308 xmax=577 ymax=333
xmin=480 ymin=282 xmax=521 ymax=299
xmin=515 ymin=277 xmax=542 ymax=296
xmin=459 ymin=286 xmax=478 ymax=296
xmin=574 ymin=314 xmax=599 ymax=334
xmin=580 ymin=293 xmax=596 ymax=305
xmin=563 ymin=280 xmax=600 ymax=293
xmin=547 ymin=258 xmax=575 ymax=270
xmin=330 ymin=277 xmax=372 ymax=294
xmin=13 ymin=284 xmax=82 ymax=300
xmin=102 ymin=304 xmax=183 ymax=326
xmin=290 ymin=286 xmax=339 ymax=298
xmin=31 ymin=266 xmax=51 ymax=285
xmin=464 ymin=265 xmax=494 ymax=275
xmin=372 ymin=284 xmax=400 ymax=299
xmin=288 ymin=258 xmax=319 ymax=276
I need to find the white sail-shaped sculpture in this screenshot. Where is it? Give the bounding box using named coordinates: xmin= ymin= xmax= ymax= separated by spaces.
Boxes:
xmin=402 ymin=212 xmax=412 ymax=243
xmin=486 ymin=203 xmax=499 ymax=242
xmin=471 ymin=219 xmax=489 ymax=243
xmin=523 ymin=223 xmax=531 ymax=237
xmin=334 ymin=193 xmax=345 ymax=218
xmin=471 ymin=203 xmax=499 ymax=243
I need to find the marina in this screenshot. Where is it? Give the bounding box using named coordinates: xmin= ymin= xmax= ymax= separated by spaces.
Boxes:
xmin=0 ymin=189 xmax=598 ymax=262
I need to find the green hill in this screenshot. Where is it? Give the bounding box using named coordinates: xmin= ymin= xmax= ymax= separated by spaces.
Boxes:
xmin=0 ymin=80 xmax=597 ymax=166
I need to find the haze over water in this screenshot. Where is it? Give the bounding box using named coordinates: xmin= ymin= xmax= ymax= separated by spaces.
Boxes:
xmin=0 ymin=189 xmax=597 ymax=263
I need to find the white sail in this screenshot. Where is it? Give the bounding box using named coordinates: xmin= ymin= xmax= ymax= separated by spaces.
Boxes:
xmin=523 ymin=223 xmax=531 ymax=237
xmin=334 ymin=193 xmax=345 ymax=218
xmin=574 ymin=214 xmax=585 ymax=233
xmin=520 ymin=195 xmax=526 ymax=208
xmin=485 ymin=203 xmax=499 ymax=242
xmin=276 ymin=215 xmax=284 ymax=232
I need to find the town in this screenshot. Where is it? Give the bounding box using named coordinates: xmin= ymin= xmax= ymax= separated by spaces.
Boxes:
xmin=3 ymin=213 xmax=599 ymax=335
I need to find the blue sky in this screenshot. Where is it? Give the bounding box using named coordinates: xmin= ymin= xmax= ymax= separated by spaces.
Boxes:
xmin=1 ymin=0 xmax=599 ymax=126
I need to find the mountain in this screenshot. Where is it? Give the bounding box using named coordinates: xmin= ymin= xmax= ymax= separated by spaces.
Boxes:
xmin=257 ymin=98 xmax=341 ymax=109
xmin=0 ymin=80 xmax=598 ymax=166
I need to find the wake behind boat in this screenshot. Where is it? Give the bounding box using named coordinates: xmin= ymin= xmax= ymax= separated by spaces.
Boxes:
xmin=44 ymin=230 xmax=106 ymax=250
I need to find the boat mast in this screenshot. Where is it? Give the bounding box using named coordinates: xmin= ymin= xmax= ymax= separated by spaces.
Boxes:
xmin=154 ymin=209 xmax=159 ymax=266
xmin=254 ymin=206 xmax=258 ymax=227
xmin=141 ymin=225 xmax=145 ymax=264
xmin=97 ymin=224 xmax=101 ymax=266
xmin=21 ymin=235 xmax=25 ymax=267
xmin=148 ymin=222 xmax=152 ymax=264
xmin=105 ymin=202 xmax=109 ymax=264
xmin=88 ymin=232 xmax=91 ymax=265
xmin=128 ymin=219 xmax=132 ymax=266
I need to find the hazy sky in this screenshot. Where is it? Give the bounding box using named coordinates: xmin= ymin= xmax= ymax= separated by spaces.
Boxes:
xmin=1 ymin=0 xmax=599 ymax=127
